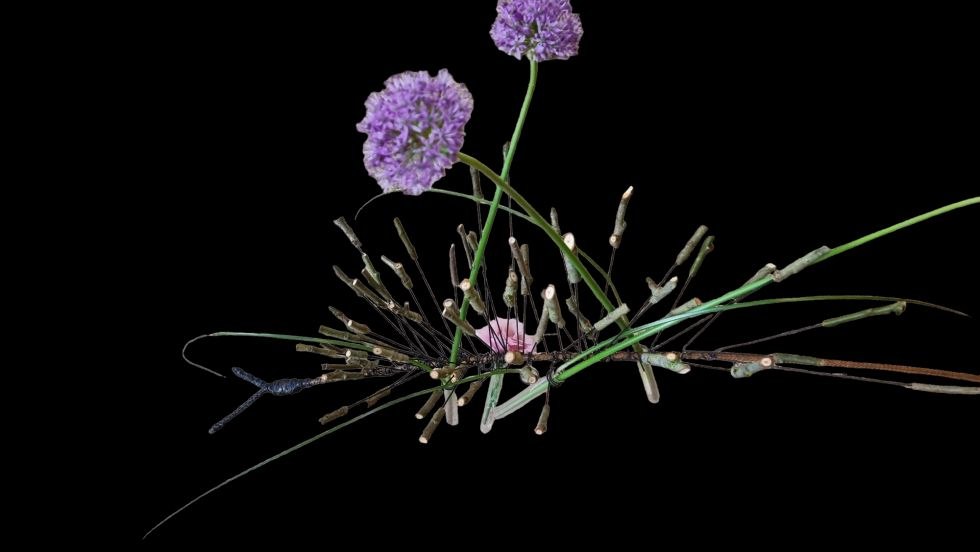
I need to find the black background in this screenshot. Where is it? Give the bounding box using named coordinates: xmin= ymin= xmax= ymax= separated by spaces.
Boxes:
xmin=129 ymin=1 xmax=977 ymax=544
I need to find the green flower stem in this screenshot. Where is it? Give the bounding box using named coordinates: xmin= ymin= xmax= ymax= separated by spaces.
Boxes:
xmin=448 ymin=60 xmax=538 ymax=368
xmin=814 ymin=196 xmax=980 ymax=264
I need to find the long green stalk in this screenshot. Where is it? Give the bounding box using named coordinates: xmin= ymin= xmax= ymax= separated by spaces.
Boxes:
xmin=816 ymin=197 xmax=980 ymax=263
xmin=448 ymin=60 xmax=538 ymax=368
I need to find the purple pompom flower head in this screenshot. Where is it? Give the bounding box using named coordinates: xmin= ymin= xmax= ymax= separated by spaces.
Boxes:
xmin=356 ymin=69 xmax=474 ymax=195
xmin=491 ymin=0 xmax=583 ymax=61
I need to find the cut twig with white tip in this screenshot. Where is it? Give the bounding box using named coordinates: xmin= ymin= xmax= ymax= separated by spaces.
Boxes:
xmin=562 ymin=232 xmax=582 ymax=284
xmin=329 ymin=306 xmax=352 ymax=327
xmin=675 ymin=224 xmax=708 ymax=267
xmin=442 ymin=299 xmax=476 ymax=336
xmin=415 ymin=390 xmax=442 ymax=420
xmin=503 ymin=268 xmax=519 ymax=308
xmin=543 ymin=284 xmax=566 ymax=328
xmin=641 ymin=351 xmax=691 ymax=374
xmin=349 ymin=278 xmax=386 ymax=308
xmin=773 ymin=246 xmax=830 ymax=282
xmin=646 ymin=276 xmax=677 ymax=305
xmin=459 ymin=278 xmax=486 ymax=315
xmin=509 ymin=237 xmax=533 ymax=294
xmin=346 ymin=319 xmax=371 ymax=335
xmin=504 ymin=351 xmax=525 ymax=365
xmin=419 ymin=406 xmax=446 ymax=444
xmin=360 ymin=253 xmax=382 ymax=285
xmin=333 ymin=216 xmax=362 ymax=251
xmin=730 ymin=357 xmax=772 ymax=378
xmin=332 ymin=265 xmax=356 ymax=289
xmin=457 ymin=379 xmax=484 ymax=407
xmin=430 ymin=367 xmax=455 ymax=379
xmin=380 ymin=255 xmax=414 ymax=290
xmin=609 ymin=186 xmax=633 ymax=249
xmin=372 ymin=346 xmax=411 ymax=363
xmin=594 ymin=303 xmax=630 ymax=332
xmin=534 ymin=403 xmax=550 ymax=435
xmin=388 ymin=301 xmax=424 ymax=324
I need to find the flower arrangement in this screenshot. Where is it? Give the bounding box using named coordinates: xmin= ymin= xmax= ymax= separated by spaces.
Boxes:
xmin=146 ymin=1 xmax=978 ymax=539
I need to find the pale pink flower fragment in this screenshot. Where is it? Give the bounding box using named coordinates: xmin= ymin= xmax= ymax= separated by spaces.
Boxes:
xmin=475 ymin=317 xmax=536 ymax=354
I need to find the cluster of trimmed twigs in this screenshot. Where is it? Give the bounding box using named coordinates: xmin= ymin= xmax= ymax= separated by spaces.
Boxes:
xmin=190 ymin=188 xmax=980 ymax=447
xmin=162 ymin=186 xmax=979 ymax=541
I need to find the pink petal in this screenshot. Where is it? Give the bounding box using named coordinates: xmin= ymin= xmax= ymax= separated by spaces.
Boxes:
xmin=475 ymin=317 xmax=536 ymax=354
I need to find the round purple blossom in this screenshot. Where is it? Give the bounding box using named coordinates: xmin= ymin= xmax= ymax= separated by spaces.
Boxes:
xmin=356 ymin=69 xmax=474 ymax=195
xmin=490 ymin=0 xmax=583 ymax=61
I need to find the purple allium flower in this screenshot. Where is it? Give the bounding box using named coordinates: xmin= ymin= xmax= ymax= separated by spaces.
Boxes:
xmin=475 ymin=317 xmax=537 ymax=354
xmin=490 ymin=0 xmax=583 ymax=61
xmin=356 ymin=69 xmax=474 ymax=195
